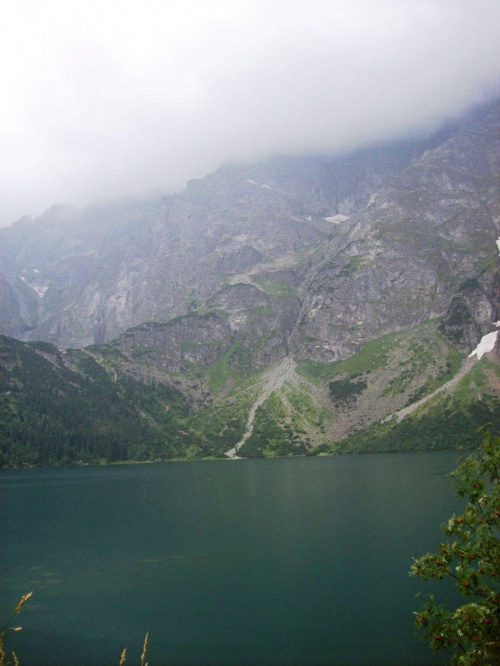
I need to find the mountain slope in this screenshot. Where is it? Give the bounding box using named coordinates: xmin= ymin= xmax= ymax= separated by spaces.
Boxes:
xmin=0 ymin=132 xmax=457 ymax=348
xmin=2 ymin=322 xmax=500 ymax=466
xmin=1 ymin=103 xmax=500 ymax=464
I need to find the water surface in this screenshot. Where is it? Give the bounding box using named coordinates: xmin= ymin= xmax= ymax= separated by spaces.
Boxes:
xmin=1 ymin=452 xmax=466 ymax=665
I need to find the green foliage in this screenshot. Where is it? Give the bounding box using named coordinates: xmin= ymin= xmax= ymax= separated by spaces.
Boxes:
xmin=445 ymin=301 xmax=473 ymax=328
xmin=239 ymin=395 xmax=309 ymax=458
xmin=384 ymin=341 xmax=434 ymax=397
xmin=298 ymin=332 xmax=395 ymax=382
xmin=336 ymin=398 xmax=500 ymax=454
xmin=252 ymin=275 xmax=294 ymax=297
xmin=249 ymin=305 xmax=274 ymax=317
xmin=206 ymin=343 xmax=242 ymax=393
xmin=0 ymin=335 xmax=197 ymax=466
xmin=184 ymin=397 xmax=250 ymax=457
xmin=205 ymin=336 xmax=278 ymax=393
xmin=458 ymin=278 xmax=480 ymax=292
xmin=439 ymin=297 xmax=473 ymax=344
xmin=284 ymin=385 xmax=328 ymax=430
xmin=29 ymin=341 xmax=58 ymax=355
xmin=453 ymin=362 xmax=490 ymax=403
xmin=329 ymin=374 xmax=367 ymax=405
xmin=410 ymin=433 xmax=500 ymax=665
xmin=406 ymin=346 xmax=464 ymax=406
xmin=476 ymin=252 xmax=498 ymax=275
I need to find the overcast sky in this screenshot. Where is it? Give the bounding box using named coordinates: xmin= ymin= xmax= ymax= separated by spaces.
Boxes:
xmin=1 ymin=0 xmax=499 ymax=226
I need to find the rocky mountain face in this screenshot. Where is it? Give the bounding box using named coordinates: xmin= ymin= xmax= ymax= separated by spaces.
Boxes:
xmin=1 ymin=132 xmax=451 ymax=348
xmin=1 ymin=102 xmax=500 ymax=464
xmin=290 ymin=107 xmax=500 ymax=362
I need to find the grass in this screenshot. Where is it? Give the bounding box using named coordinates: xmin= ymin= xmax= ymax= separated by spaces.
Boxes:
xmin=297 ymin=330 xmax=397 ymax=382
xmin=404 ymin=344 xmax=464 ymax=405
xmin=239 ymin=393 xmax=310 ymax=458
xmin=452 ymin=359 xmax=489 ymax=405
xmin=0 ymin=592 xmax=32 ymax=666
xmin=382 ymin=339 xmax=437 ymax=397
xmin=333 ymin=356 xmax=500 ymax=454
xmin=0 ymin=592 xmax=150 ymax=666
xmin=329 ymin=375 xmax=367 ymax=404
xmin=252 ymin=276 xmax=295 ymax=297
xmin=205 ymin=342 xmax=264 ymax=394
xmin=477 ymin=252 xmax=498 ymax=274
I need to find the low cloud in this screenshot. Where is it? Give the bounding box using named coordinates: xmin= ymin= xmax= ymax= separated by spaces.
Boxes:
xmin=1 ymin=0 xmax=499 ymax=225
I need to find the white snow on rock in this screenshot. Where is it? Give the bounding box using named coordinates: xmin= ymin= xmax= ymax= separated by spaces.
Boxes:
xmin=323 ymin=214 xmax=350 ymax=224
xmin=246 ymin=179 xmax=258 ymax=185
xmin=19 ymin=276 xmax=49 ymax=298
xmin=468 ymin=330 xmax=498 ymax=360
xmin=496 ymin=236 xmax=500 ymax=253
xmin=261 ymin=184 xmax=272 ymax=190
xmin=305 ymin=215 xmax=312 ymax=221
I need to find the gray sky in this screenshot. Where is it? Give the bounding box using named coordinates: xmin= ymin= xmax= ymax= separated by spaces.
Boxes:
xmin=1 ymin=0 xmax=500 ymax=227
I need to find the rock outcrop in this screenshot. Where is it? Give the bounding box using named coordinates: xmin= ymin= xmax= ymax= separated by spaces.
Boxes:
xmin=1 ymin=102 xmax=500 ymax=462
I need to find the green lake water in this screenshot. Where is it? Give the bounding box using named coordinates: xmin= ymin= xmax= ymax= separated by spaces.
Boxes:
xmin=1 ymin=452 xmax=466 ymax=665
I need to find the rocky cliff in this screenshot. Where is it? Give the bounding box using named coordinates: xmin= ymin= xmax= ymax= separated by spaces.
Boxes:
xmin=1 ymin=103 xmax=499 ymax=463
xmin=0 ymin=129 xmax=455 ymax=348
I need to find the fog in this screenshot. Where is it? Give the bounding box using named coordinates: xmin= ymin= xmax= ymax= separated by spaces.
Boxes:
xmin=1 ymin=0 xmax=499 ymax=226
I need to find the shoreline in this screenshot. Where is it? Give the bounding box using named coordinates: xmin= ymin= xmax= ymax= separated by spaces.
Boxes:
xmin=0 ymin=445 xmax=472 ymax=471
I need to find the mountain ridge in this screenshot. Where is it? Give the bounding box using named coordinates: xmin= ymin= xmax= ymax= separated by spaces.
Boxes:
xmin=1 ymin=102 xmax=500 ymax=464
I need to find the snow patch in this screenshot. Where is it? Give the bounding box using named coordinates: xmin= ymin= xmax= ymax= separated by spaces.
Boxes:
xmin=305 ymin=215 xmax=312 ymax=221
xmin=19 ymin=276 xmax=49 ymax=298
xmin=246 ymin=179 xmax=258 ymax=185
xmin=323 ymin=214 xmax=350 ymax=224
xmin=496 ymin=236 xmax=500 ymax=253
xmin=261 ymin=184 xmax=272 ymax=190
xmin=468 ymin=330 xmax=498 ymax=360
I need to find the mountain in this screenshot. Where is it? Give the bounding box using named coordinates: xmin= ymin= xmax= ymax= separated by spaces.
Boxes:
xmin=1 ymin=102 xmax=500 ymax=465
xmin=0 ymin=131 xmax=454 ymax=348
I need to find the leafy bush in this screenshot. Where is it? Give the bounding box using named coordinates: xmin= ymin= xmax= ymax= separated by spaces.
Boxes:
xmin=410 ymin=433 xmax=500 ymax=665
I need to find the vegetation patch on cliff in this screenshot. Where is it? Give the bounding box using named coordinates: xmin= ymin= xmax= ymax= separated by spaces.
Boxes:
xmin=238 ymin=394 xmax=310 ymax=458
xmin=333 ymin=359 xmax=500 ymax=454
xmin=329 ymin=374 xmax=367 ymax=405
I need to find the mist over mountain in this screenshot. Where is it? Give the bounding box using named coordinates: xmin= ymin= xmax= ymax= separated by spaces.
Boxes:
xmin=1 ymin=101 xmax=499 ymax=465
xmin=1 ymin=1 xmax=500 ymax=227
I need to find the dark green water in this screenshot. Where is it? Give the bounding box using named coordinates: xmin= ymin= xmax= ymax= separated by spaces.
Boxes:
xmin=1 ymin=452 xmax=465 ymax=665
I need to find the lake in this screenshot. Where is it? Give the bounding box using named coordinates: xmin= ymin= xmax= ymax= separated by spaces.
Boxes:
xmin=1 ymin=452 xmax=466 ymax=665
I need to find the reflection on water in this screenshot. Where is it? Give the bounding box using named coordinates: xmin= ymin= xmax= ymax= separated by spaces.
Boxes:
xmin=1 ymin=452 xmax=464 ymax=665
